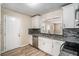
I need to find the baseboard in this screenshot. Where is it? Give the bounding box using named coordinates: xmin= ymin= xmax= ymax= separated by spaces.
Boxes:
xmin=20 ymin=44 xmax=30 ymax=48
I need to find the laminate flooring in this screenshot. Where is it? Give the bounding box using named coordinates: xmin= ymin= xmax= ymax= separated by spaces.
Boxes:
xmin=1 ymin=44 xmax=49 ymax=56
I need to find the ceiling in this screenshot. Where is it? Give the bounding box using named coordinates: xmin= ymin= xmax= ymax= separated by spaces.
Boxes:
xmin=2 ymin=3 xmax=68 ymax=16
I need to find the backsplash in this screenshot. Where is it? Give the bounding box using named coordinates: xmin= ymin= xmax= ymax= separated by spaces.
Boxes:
xmin=63 ymin=28 xmax=79 ymax=44
xmin=63 ymin=28 xmax=79 ymax=37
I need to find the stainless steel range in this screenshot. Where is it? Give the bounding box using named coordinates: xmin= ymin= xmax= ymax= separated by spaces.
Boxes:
xmin=59 ymin=28 xmax=79 ymax=56
xmin=59 ymin=42 xmax=79 ymax=56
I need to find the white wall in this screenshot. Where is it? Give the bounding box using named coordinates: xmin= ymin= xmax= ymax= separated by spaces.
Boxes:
xmin=1 ymin=8 xmax=32 ymax=52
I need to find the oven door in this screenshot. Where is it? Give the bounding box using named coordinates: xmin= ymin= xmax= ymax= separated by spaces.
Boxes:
xmin=59 ymin=42 xmax=78 ymax=56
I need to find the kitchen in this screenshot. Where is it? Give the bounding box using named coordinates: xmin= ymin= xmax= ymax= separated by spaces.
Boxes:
xmin=0 ymin=3 xmax=79 ymax=56
xmin=29 ymin=3 xmax=79 ymax=56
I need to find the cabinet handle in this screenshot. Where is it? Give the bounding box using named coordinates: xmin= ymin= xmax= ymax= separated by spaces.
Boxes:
xmin=52 ymin=44 xmax=53 ymax=48
xmin=52 ymin=43 xmax=53 ymax=48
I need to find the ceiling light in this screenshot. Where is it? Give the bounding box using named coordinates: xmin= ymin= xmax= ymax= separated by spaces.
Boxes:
xmin=11 ymin=17 xmax=16 ymax=21
xmin=26 ymin=3 xmax=39 ymax=6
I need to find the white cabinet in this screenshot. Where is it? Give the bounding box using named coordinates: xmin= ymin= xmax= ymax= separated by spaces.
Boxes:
xmin=41 ymin=23 xmax=46 ymax=33
xmin=52 ymin=40 xmax=64 ymax=56
xmin=38 ymin=37 xmax=53 ymax=55
xmin=38 ymin=37 xmax=64 ymax=56
xmin=32 ymin=15 xmax=41 ymax=28
xmin=42 ymin=9 xmax=63 ymax=21
xmin=63 ymin=4 xmax=75 ymax=28
xmin=41 ymin=9 xmax=63 ymax=34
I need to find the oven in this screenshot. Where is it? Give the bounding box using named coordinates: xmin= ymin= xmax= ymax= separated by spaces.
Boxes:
xmin=59 ymin=42 xmax=79 ymax=56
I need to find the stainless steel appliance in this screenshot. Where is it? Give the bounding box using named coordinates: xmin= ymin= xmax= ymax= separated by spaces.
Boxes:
xmin=59 ymin=42 xmax=79 ymax=56
xmin=59 ymin=28 xmax=79 ymax=56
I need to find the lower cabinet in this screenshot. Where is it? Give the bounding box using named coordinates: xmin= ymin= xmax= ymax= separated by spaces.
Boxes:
xmin=38 ymin=37 xmax=53 ymax=55
xmin=38 ymin=37 xmax=64 ymax=56
xmin=52 ymin=40 xmax=64 ymax=56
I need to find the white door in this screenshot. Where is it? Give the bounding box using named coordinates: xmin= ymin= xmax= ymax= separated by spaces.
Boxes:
xmin=5 ymin=16 xmax=21 ymax=51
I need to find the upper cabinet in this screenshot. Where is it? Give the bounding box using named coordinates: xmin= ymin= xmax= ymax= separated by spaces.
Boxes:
xmin=31 ymin=3 xmax=79 ymax=29
xmin=31 ymin=15 xmax=41 ymax=28
xmin=63 ymin=4 xmax=75 ymax=28
xmin=41 ymin=9 xmax=63 ymax=35
xmin=42 ymin=9 xmax=63 ymax=22
xmin=63 ymin=4 xmax=79 ymax=28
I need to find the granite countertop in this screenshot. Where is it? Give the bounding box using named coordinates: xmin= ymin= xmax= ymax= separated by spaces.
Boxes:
xmin=30 ymin=33 xmax=64 ymax=41
xmin=30 ymin=33 xmax=79 ymax=43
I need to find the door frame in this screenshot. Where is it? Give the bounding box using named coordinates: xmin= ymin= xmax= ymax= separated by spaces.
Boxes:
xmin=3 ymin=15 xmax=6 ymax=52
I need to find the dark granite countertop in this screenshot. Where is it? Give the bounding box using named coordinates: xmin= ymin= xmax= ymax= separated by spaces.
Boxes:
xmin=30 ymin=33 xmax=79 ymax=43
xmin=29 ymin=33 xmax=64 ymax=41
xmin=29 ymin=28 xmax=79 ymax=43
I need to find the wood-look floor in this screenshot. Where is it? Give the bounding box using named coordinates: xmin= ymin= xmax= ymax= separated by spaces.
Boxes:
xmin=1 ymin=44 xmax=49 ymax=56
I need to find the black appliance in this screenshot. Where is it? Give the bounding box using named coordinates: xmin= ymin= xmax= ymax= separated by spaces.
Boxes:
xmin=59 ymin=42 xmax=79 ymax=56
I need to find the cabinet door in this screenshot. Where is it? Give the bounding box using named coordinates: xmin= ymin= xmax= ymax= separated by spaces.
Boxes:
xmin=32 ymin=16 xmax=41 ymax=28
xmin=38 ymin=37 xmax=53 ymax=55
xmin=53 ymin=40 xmax=64 ymax=56
xmin=63 ymin=4 xmax=75 ymax=28
xmin=41 ymin=23 xmax=46 ymax=33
